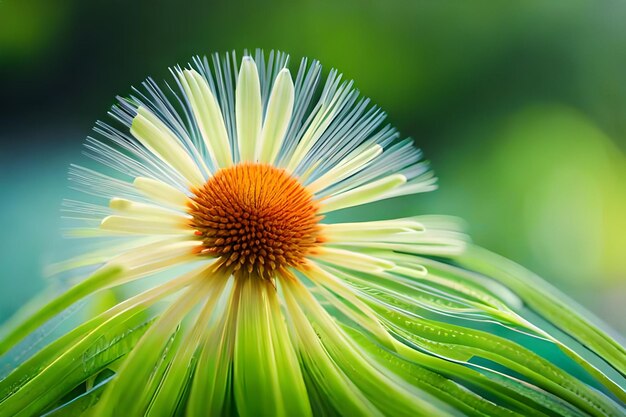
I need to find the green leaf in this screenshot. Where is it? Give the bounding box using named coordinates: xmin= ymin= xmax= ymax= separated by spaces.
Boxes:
xmin=93 ymin=280 xmax=209 ymax=416
xmin=368 ymin=298 xmax=623 ymax=417
xmin=0 ymin=306 xmax=154 ymax=417
xmin=0 ymin=266 xmax=124 ymax=356
xmin=147 ymin=275 xmax=230 ymax=417
xmin=343 ymin=325 xmax=522 ymax=417
xmin=283 ymin=276 xmax=460 ymax=417
xmin=459 ymin=246 xmax=626 ymax=375
xmin=42 ymin=370 xmax=115 ymax=417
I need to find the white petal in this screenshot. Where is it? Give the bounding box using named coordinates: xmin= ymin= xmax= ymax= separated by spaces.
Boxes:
xmin=322 ymin=216 xmax=467 ymax=256
xmin=257 ymin=68 xmax=295 ymax=164
xmin=331 ymin=240 xmax=467 ymax=257
xmin=45 ymin=236 xmax=164 ymax=275
xmin=109 ymin=198 xmax=191 ymax=220
xmin=322 ymin=217 xmax=466 ymax=253
xmin=109 ymin=239 xmax=203 ymax=272
xmin=236 ymin=56 xmax=262 ymax=162
xmin=285 ymin=79 xmax=353 ymax=172
xmin=311 ymin=247 xmax=394 ymax=273
xmin=321 ymin=218 xmax=424 ymax=241
xmin=307 ymin=144 xmax=382 ymax=194
xmin=100 ymin=215 xmax=192 ymax=235
xmin=131 ymin=107 xmax=205 ymax=187
xmin=179 ymin=69 xmax=233 ymax=169
xmin=133 ymin=177 xmax=191 ymax=209
xmin=378 ymin=175 xmax=438 ymax=199
xmin=297 ymin=160 xmax=320 ymax=185
xmin=319 ymin=174 xmax=406 ymax=213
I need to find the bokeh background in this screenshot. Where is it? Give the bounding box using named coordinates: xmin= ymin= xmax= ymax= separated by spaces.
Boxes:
xmin=1 ymin=0 xmax=625 ymax=334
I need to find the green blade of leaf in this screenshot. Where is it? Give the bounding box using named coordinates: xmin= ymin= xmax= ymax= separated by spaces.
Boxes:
xmin=368 ymin=299 xmax=624 ymax=417
xmin=41 ymin=370 xmax=115 ymax=417
xmin=458 ymin=245 xmax=626 ymax=376
xmin=0 ymin=266 xmax=124 ymax=356
xmin=0 ymin=306 xmax=155 ymax=417
xmin=93 ymin=278 xmax=210 ymax=417
xmin=343 ymin=325 xmax=523 ymax=417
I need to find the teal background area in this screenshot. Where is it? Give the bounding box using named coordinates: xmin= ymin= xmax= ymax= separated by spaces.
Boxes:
xmin=0 ymin=0 xmax=625 ymax=334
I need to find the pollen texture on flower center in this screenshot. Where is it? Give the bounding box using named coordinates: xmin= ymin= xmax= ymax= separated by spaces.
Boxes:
xmin=188 ymin=163 xmax=322 ymax=279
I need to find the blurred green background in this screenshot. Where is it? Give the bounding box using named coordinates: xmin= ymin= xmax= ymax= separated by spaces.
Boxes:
xmin=0 ymin=0 xmax=624 ymax=334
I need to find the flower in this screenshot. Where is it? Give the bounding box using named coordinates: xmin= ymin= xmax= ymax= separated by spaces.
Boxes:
xmin=0 ymin=50 xmax=624 ymax=417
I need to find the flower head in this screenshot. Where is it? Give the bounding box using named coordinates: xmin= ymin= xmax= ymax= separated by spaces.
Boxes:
xmin=0 ymin=50 xmax=623 ymax=417
xmin=189 ymin=162 xmax=322 ymax=278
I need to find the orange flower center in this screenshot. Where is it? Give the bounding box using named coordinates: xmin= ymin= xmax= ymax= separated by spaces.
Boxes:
xmin=189 ymin=163 xmax=322 ymax=279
